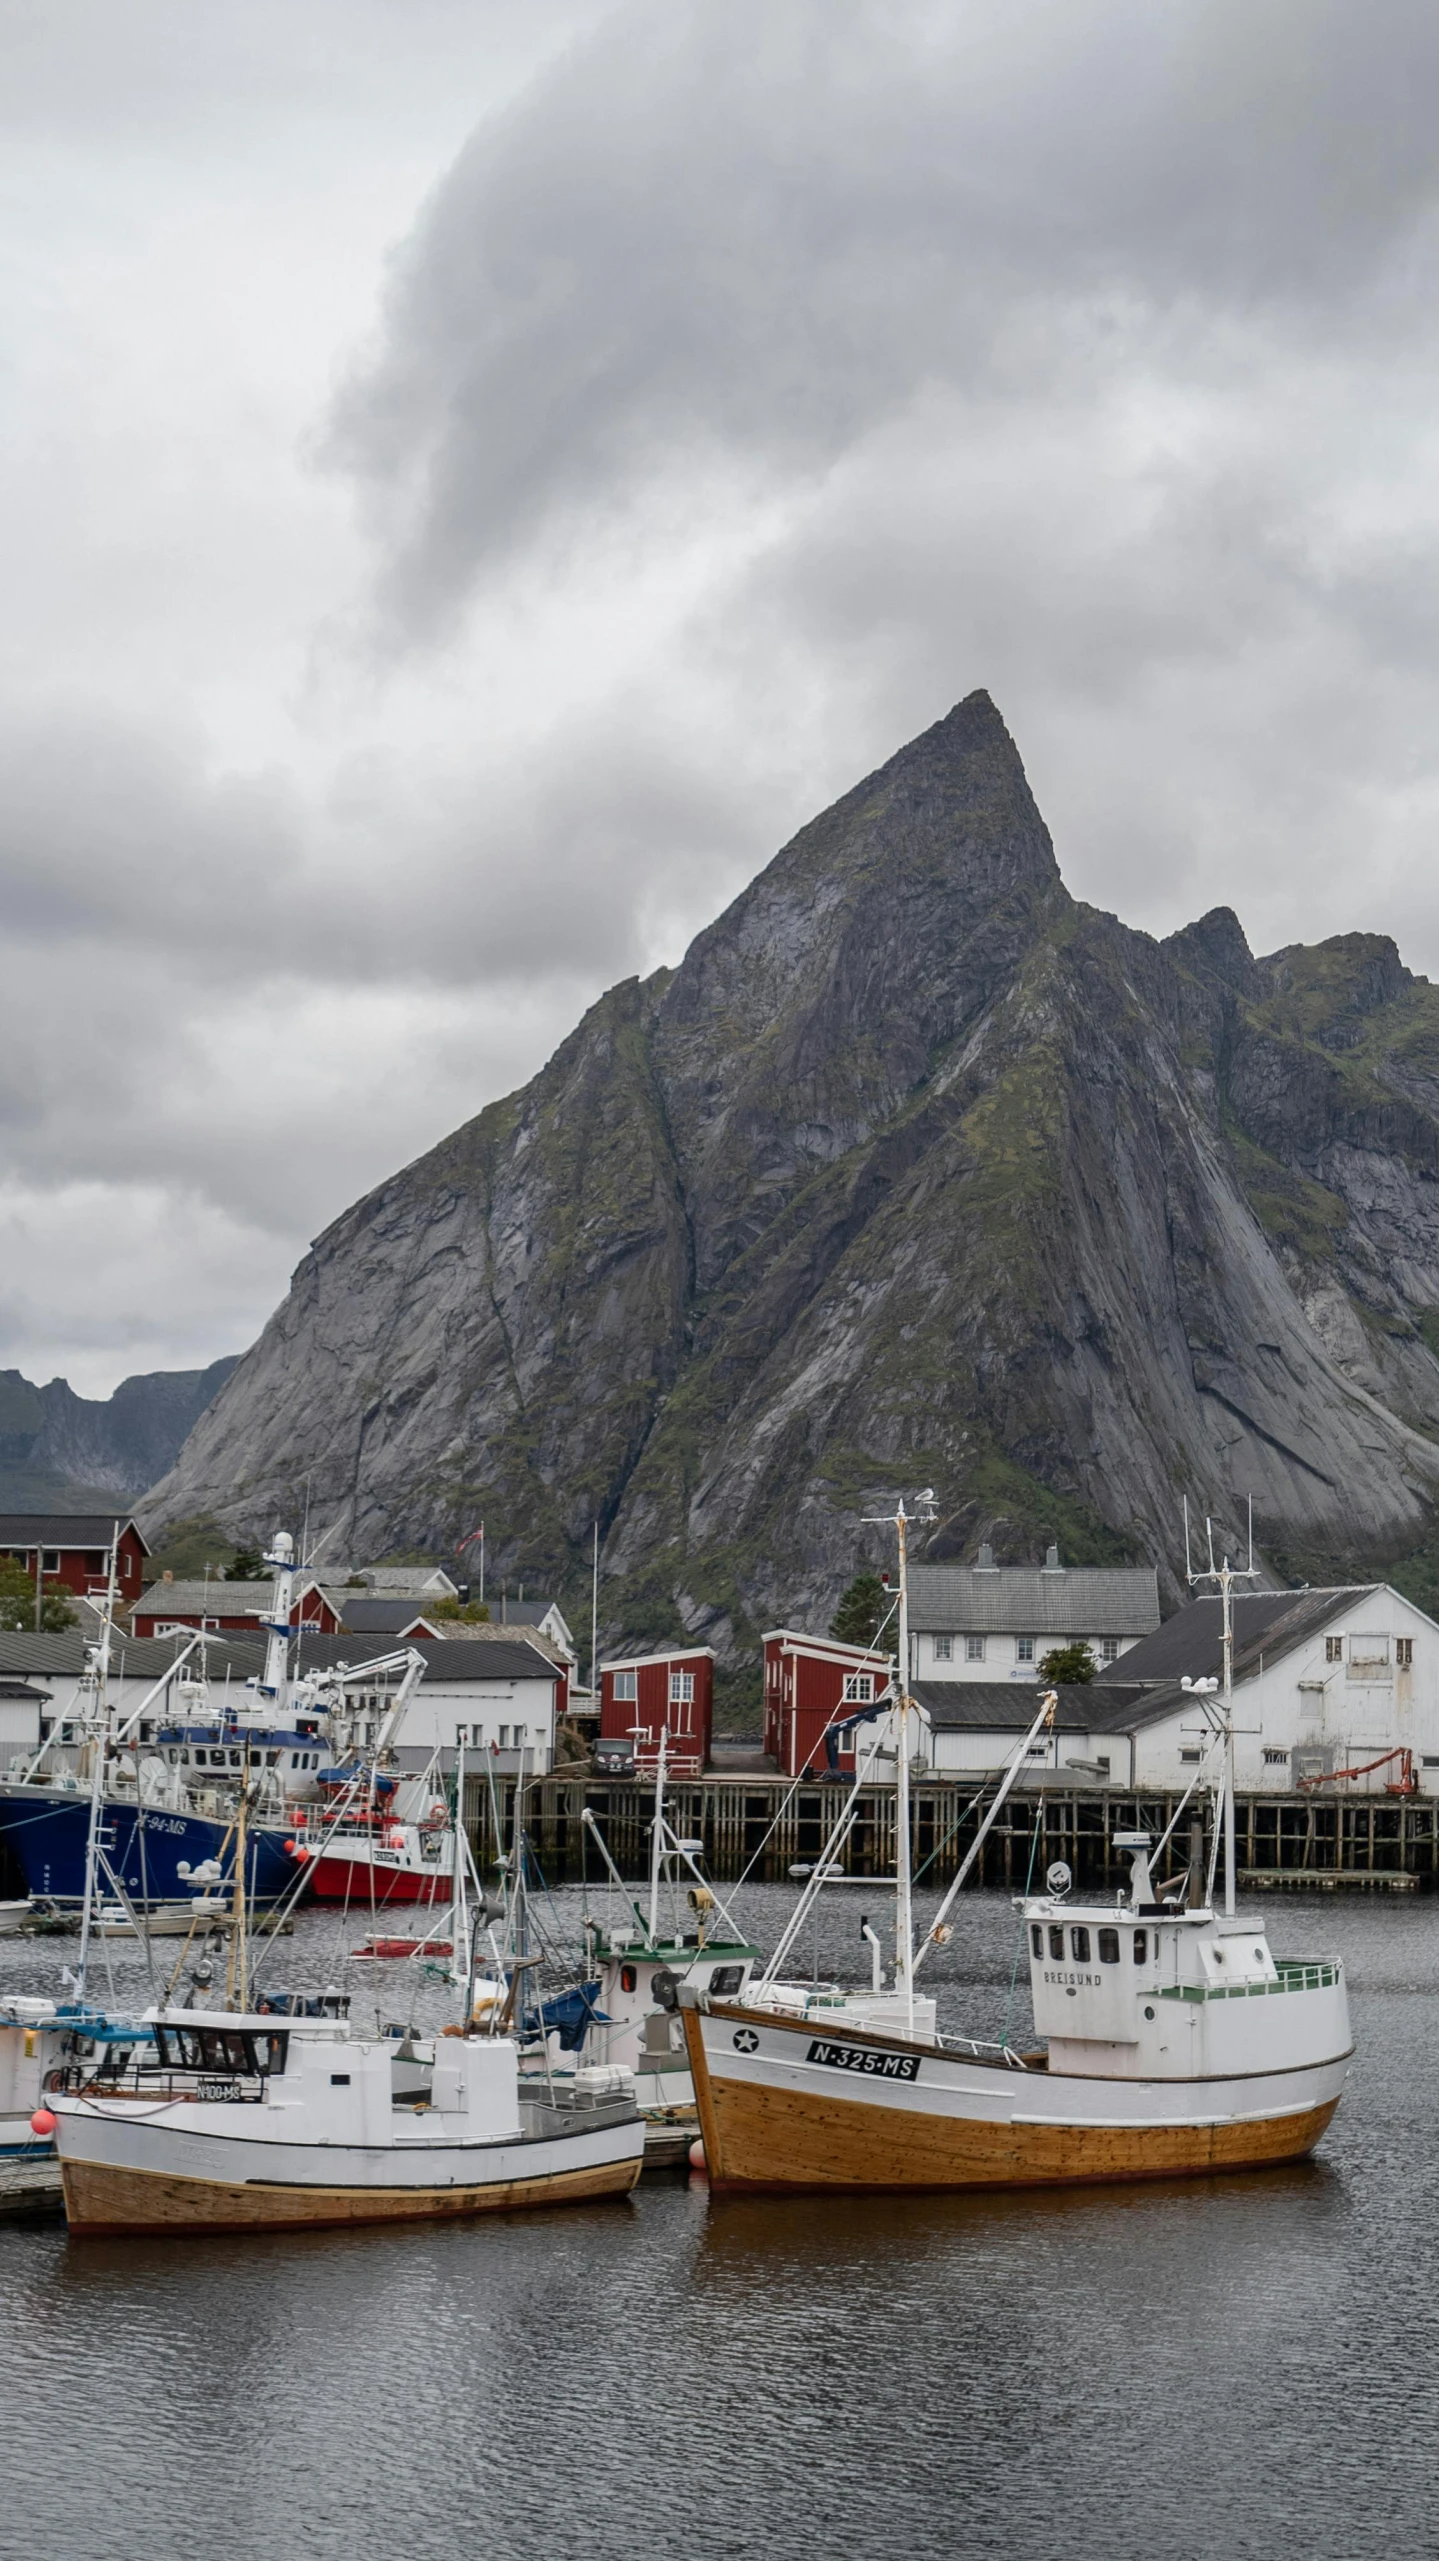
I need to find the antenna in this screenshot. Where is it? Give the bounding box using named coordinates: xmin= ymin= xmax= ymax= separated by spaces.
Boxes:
xmin=1183 ymin=1496 xmax=1194 ymax=1585
xmin=1186 ymin=1495 xmax=1260 ymax=1921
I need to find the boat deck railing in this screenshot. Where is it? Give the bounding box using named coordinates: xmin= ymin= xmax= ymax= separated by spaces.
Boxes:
xmin=1157 ymin=1957 xmax=1341 ymax=2005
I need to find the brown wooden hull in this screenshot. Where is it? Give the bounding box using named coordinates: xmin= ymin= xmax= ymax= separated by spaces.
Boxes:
xmin=683 ymin=2010 xmax=1338 ymax=2193
xmin=60 ymin=2150 xmax=642 ymax=2235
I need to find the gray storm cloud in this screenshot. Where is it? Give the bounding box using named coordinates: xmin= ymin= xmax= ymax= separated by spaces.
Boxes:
xmin=328 ymin=0 xmax=1439 ymax=632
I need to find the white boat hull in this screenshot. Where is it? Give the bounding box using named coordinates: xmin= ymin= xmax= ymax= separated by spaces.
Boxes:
xmin=52 ymin=2098 xmax=645 ymax=2230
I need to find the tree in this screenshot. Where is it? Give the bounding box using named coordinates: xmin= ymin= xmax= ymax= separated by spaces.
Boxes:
xmin=0 ymin=1557 xmax=77 ymax=1634
xmin=430 ymin=1596 xmax=492 ymax=1625
xmin=830 ymin=1572 xmax=896 ymax=1654
xmin=226 ymin=1548 xmax=264 ymax=1581
xmin=1038 ymin=1640 xmax=1097 ymax=1686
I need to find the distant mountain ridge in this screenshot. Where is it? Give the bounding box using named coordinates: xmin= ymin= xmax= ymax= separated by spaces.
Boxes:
xmin=0 ymin=1358 xmax=241 ymax=1511
xmin=140 ymin=692 xmax=1439 ymax=1678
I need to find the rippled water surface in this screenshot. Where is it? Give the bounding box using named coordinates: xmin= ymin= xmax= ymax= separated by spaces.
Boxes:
xmin=2 ymin=1883 xmax=1437 ymax=2561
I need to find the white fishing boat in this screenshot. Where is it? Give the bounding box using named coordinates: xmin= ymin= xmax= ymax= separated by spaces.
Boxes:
xmin=48 ymin=2007 xmax=645 ymax=2233
xmin=46 ymin=1729 xmax=645 ymax=2233
xmin=683 ymin=1500 xmax=1353 ymax=2192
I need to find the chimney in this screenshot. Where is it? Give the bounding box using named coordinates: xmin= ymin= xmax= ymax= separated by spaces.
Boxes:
xmin=1043 ymin=1545 xmax=1062 ymax=1572
xmin=163 ymin=1569 xmax=173 ymax=1583
xmin=976 ymin=1543 xmax=997 ymax=1572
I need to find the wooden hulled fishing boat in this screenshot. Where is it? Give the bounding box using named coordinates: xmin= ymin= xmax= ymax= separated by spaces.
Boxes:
xmin=683 ymin=1502 xmax=1352 ymax=2194
xmin=49 ymin=2009 xmax=644 ymax=2232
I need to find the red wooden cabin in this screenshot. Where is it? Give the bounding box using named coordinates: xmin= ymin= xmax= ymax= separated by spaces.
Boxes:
xmin=0 ymin=1513 xmax=150 ymax=1609
xmin=131 ymin=1576 xmax=343 ymax=1639
xmin=598 ymin=1646 xmax=715 ymax=1776
xmin=762 ymin=1629 xmax=896 ymax=1778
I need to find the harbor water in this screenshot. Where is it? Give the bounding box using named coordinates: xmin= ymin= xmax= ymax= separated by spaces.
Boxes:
xmin=1 ymin=1882 xmax=1436 ymax=2560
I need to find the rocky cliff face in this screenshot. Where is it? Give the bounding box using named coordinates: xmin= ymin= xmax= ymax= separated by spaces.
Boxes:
xmin=0 ymin=1357 xmax=240 ymax=1509
xmin=141 ymin=694 xmax=1439 ymax=1661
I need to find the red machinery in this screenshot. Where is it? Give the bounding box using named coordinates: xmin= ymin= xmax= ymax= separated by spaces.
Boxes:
xmin=1298 ymin=1745 xmax=1416 ymax=1796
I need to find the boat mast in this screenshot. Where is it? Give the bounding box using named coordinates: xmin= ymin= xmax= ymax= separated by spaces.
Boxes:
xmin=1219 ymin=1552 xmax=1237 ymax=1920
xmin=1184 ymin=1497 xmax=1255 ymax=1922
xmin=74 ymin=1528 xmax=121 ymax=2004
xmin=648 ymin=1725 xmax=669 ymax=1946
xmin=893 ymin=1505 xmax=914 ymax=2033
xmin=226 ymin=1746 xmax=250 ymax=2010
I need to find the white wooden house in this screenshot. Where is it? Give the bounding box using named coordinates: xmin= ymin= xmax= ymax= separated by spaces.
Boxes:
xmin=905 ymin=1549 xmax=1160 ymax=1682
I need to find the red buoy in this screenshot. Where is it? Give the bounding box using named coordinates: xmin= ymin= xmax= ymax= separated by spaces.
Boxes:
xmin=284 ymin=1840 xmax=297 ymax=1855
xmin=30 ymin=2108 xmax=56 ymax=2139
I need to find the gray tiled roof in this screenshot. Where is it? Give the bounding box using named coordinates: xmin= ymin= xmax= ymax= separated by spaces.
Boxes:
xmin=1110 ymin=1588 xmax=1372 ymax=1687
xmin=0 ymin=1513 xmax=146 ymax=1548
xmin=134 ymin=1580 xmax=288 ymax=1616
xmin=913 ymin=1681 xmax=1147 ymax=1733
xmin=0 ymin=1628 xmax=249 ymax=1680
xmin=323 ymin=1566 xmax=459 ymax=1597
xmin=285 ymin=1634 xmax=558 ymax=1685
xmin=906 ymin=1562 xmax=1161 ymax=1638
xmin=324 ymin=1597 xmax=443 ymax=1636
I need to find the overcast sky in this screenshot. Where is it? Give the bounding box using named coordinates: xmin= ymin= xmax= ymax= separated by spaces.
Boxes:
xmin=6 ymin=0 xmax=1439 ymax=1397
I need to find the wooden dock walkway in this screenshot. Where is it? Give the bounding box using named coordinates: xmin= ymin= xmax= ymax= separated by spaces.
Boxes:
xmin=465 ymin=1773 xmax=1439 ymax=1892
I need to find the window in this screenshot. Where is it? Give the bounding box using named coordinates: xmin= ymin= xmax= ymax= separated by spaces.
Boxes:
xmin=933 ymin=1634 xmax=953 ymax=1661
xmin=1070 ymin=1926 xmax=1091 ymax=1962
xmin=1349 ymin=1634 xmax=1390 ymax=1674
xmin=709 ymin=1965 xmax=745 ymax=1998
xmin=1015 ymin=1636 xmax=1035 ymax=1664
xmin=841 ymin=1673 xmax=874 ymax=1705
xmin=613 ymin=1670 xmax=637 ymax=1702
xmin=1100 ymin=1638 xmax=1119 ymax=1666
xmin=497 ymin=1725 xmax=509 ymax=1748
xmin=1263 ymin=1747 xmax=1288 ymax=1765
xmin=1098 ymin=1928 xmax=1119 ymax=1965
xmin=513 ymin=1724 xmax=526 ymax=1747
xmin=965 ymin=1635 xmax=985 ymax=1663
xmin=1325 ymin=1635 xmax=1343 ymax=1664
xmin=1398 ymin=1637 xmax=1414 ymax=1669
xmin=1133 ymin=1931 xmax=1148 ymax=1964
xmin=1048 ymin=1926 xmax=1064 ymax=1960
xmin=669 ymin=1670 xmax=694 ymax=1705
xmin=1180 ymin=1747 xmax=1202 ymax=1764
xmin=1030 ymin=1924 xmax=1043 ymax=1957
xmin=42 ymin=1550 xmax=59 ymax=1574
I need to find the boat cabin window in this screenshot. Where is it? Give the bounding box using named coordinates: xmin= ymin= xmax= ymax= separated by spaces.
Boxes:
xmin=266 ymin=1750 xmax=280 ymax=1766
xmin=1098 ymin=1929 xmax=1119 ymax=1964
xmin=155 ymin=2024 xmax=287 ymax=2076
xmin=1030 ymin=1925 xmax=1043 ymax=1957
xmin=709 ymin=1965 xmax=745 ymax=1996
xmin=1070 ymin=1927 xmax=1091 ymax=1962
xmin=1133 ymin=1930 xmax=1148 ymax=1964
xmin=1048 ymin=1926 xmax=1064 ymax=1960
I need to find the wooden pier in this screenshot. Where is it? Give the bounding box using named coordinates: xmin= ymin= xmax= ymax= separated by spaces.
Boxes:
xmin=465 ymin=1773 xmax=1439 ymax=1892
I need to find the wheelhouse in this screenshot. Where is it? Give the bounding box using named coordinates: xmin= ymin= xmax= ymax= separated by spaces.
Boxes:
xmin=153 ymin=2021 xmax=289 ymax=2078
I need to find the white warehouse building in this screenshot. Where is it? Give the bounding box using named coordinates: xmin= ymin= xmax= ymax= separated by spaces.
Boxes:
xmin=852 ymin=1583 xmax=1439 ymax=1795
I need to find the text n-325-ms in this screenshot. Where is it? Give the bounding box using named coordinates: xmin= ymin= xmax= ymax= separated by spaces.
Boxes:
xmin=805 ymin=2039 xmax=920 ymax=2083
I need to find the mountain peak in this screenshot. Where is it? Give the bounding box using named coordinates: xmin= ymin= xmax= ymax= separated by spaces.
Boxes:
xmin=1162 ymin=905 xmax=1260 ymax=995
